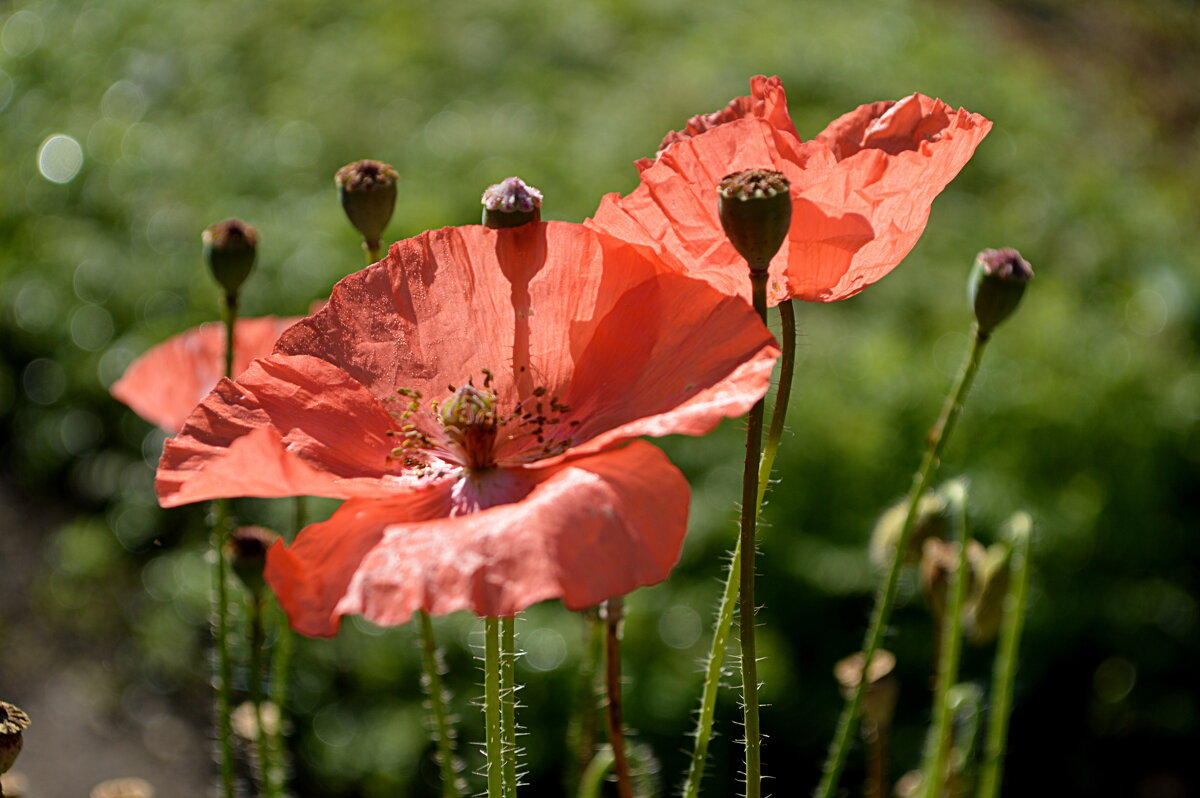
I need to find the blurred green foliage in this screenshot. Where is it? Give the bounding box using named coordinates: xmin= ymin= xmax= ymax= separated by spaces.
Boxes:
xmin=2 ymin=0 xmax=1197 ymax=796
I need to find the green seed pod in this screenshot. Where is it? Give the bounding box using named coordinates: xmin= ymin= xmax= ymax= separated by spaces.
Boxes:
xmin=336 ymin=160 xmax=399 ymax=254
xmin=716 ymin=169 xmax=792 ymax=270
xmin=968 ymin=248 xmax=1033 ymax=336
xmin=202 ymin=219 xmax=257 ymax=300
xmin=481 ymin=177 xmax=543 ymax=229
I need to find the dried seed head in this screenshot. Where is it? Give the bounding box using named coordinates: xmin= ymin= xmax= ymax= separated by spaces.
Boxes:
xmin=717 ymin=168 xmax=792 ymax=270
xmin=968 ymin=247 xmax=1033 ymax=336
xmin=0 ymin=703 xmax=30 ymax=775
xmin=335 ymin=159 xmax=399 ymax=254
xmin=202 ymin=219 xmax=257 ymax=300
xmin=481 ymin=177 xmax=543 ymax=228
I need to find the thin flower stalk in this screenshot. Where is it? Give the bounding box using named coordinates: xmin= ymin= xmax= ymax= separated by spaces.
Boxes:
xmin=578 ymin=746 xmax=616 ymax=798
xmin=565 ymin=610 xmax=602 ymax=797
xmin=738 ymin=268 xmax=770 ymax=798
xmin=485 ymin=617 xmax=504 ymax=798
xmin=213 ymin=291 xmax=238 ymax=798
xmin=265 ymin=497 xmax=303 ymax=798
xmin=248 ymin=589 xmax=269 ymax=790
xmin=501 ymin=615 xmax=520 ymax=798
xmin=922 ymin=484 xmax=972 ymax=798
xmin=603 ymin=598 xmax=634 ymax=798
xmin=816 ymin=326 xmax=991 ymax=798
xmin=977 ymin=513 xmax=1033 ymax=798
xmin=682 ymin=299 xmax=796 ymax=798
xmin=419 ymin=610 xmax=464 ymax=798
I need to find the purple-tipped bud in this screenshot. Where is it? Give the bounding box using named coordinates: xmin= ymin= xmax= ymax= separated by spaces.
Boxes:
xmin=336 ymin=160 xmax=398 ymax=252
xmin=226 ymin=525 xmax=279 ymax=595
xmin=968 ymin=248 xmax=1033 ymax=336
xmin=202 ymin=219 xmax=257 ymax=299
xmin=0 ymin=702 xmax=30 ymax=775
xmin=717 ymin=169 xmax=792 ymax=270
xmin=481 ymin=177 xmax=543 ymax=228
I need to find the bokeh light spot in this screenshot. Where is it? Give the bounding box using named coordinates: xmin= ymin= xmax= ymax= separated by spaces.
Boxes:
xmin=658 ymin=604 xmax=702 ymax=649
xmin=71 ymin=304 xmax=115 ymax=351
xmin=1 ymin=10 xmax=43 ymax=57
xmin=0 ymin=69 xmax=13 ymax=114
xmin=1094 ymin=656 xmax=1137 ymax=704
xmin=523 ymin=627 xmax=567 ymax=671
xmin=23 ymin=358 xmax=66 ymax=405
xmin=1126 ymin=289 xmax=1168 ymax=337
xmin=38 ymin=134 xmax=84 ymax=183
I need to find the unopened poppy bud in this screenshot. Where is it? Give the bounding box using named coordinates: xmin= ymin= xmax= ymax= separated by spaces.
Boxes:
xmin=227 ymin=525 xmax=279 ymax=595
xmin=966 ymin=540 xmax=1014 ymax=645
xmin=920 ymin=538 xmax=985 ymax=625
xmin=834 ymin=650 xmax=899 ymax=732
xmin=869 ymin=492 xmax=952 ymax=569
xmin=968 ymin=248 xmax=1033 ymax=336
xmin=202 ymin=219 xmax=257 ymax=300
xmin=717 ymin=169 xmax=792 ymax=270
xmin=336 ymin=159 xmax=399 ymax=253
xmin=481 ymin=177 xmax=543 ymax=228
xmin=0 ymin=702 xmax=30 ymax=776
xmin=89 ymin=778 xmax=155 ymax=798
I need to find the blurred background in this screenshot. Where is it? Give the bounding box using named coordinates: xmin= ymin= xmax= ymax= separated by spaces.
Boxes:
xmin=1 ymin=0 xmax=1197 ymax=796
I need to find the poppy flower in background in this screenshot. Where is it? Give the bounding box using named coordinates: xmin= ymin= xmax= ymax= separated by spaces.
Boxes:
xmin=587 ymin=75 xmax=992 ymax=305
xmin=155 ymin=222 xmax=779 ymax=636
xmin=111 ymin=316 xmax=302 ymax=434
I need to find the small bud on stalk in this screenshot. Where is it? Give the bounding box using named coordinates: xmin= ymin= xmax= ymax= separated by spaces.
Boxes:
xmin=336 ymin=159 xmax=399 ymax=259
xmin=968 ymin=248 xmax=1033 ymax=336
xmin=482 ymin=177 xmax=543 ymax=228
xmin=919 ymin=537 xmax=985 ymax=627
xmin=717 ymin=169 xmax=792 ymax=270
xmin=834 ymin=650 xmax=899 ymax=732
xmin=226 ymin=525 xmax=279 ymax=596
xmin=202 ymin=219 xmax=257 ymax=300
xmin=966 ymin=541 xmax=1013 ymax=645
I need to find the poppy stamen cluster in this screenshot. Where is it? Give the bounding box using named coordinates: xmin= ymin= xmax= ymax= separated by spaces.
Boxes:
xmin=385 ymin=374 xmax=577 ymax=475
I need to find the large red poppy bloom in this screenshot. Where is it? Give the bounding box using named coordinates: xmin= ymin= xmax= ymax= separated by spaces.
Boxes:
xmin=587 ymin=75 xmax=992 ymax=305
xmin=156 ymin=222 xmax=779 ymax=636
xmin=112 ymin=316 xmax=301 ymax=434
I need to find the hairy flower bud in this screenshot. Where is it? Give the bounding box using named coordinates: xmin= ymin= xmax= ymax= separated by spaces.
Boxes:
xmin=227 ymin=525 xmax=279 ymax=595
xmin=920 ymin=538 xmax=986 ymax=626
xmin=0 ymin=702 xmax=30 ymax=776
xmin=717 ymin=169 xmax=792 ymax=270
xmin=966 ymin=540 xmax=1014 ymax=645
xmin=968 ymin=248 xmax=1033 ymax=336
xmin=336 ymin=160 xmax=399 ymax=253
xmin=834 ymin=650 xmax=899 ymax=732
xmin=481 ymin=177 xmax=543 ymax=228
xmin=202 ymin=219 xmax=257 ymax=300
xmin=869 ymin=492 xmax=952 ymax=570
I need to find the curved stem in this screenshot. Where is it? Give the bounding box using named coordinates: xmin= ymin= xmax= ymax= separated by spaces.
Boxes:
xmin=922 ymin=486 xmax=972 ymax=798
xmin=604 ymin=598 xmax=634 ymax=798
xmin=977 ymin=514 xmax=1033 ymax=798
xmin=682 ymin=298 xmax=796 ymax=798
xmin=578 ymin=746 xmax=616 ymax=798
xmin=815 ymin=326 xmax=990 ymax=798
xmin=738 ymin=270 xmax=769 ymax=798
xmin=419 ymin=610 xmax=464 ymax=798
xmin=484 ymin=617 xmax=503 ymax=798
xmin=501 ymin=615 xmax=519 ymax=797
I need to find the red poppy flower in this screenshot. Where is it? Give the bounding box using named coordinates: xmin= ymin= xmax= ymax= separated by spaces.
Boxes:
xmin=112 ymin=316 xmax=301 ymax=434
xmin=155 ymin=222 xmax=779 ymax=636
xmin=587 ymin=75 xmax=992 ymax=305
